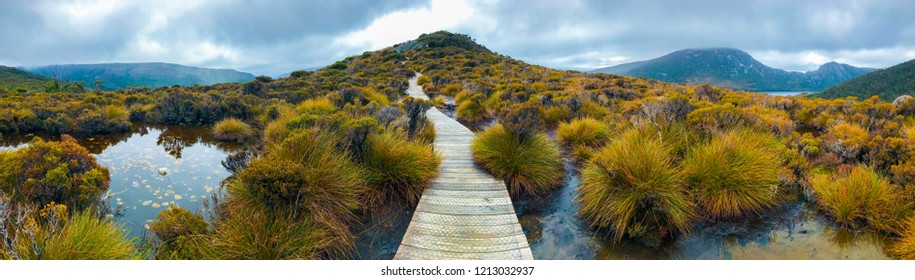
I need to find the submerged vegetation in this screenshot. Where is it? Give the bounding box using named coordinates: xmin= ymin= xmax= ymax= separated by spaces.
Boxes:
xmin=3 ymin=30 xmax=915 ymax=259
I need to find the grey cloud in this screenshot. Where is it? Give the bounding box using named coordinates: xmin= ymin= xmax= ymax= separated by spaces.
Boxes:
xmin=1 ymin=0 xmax=913 ymax=75
xmin=459 ymin=0 xmax=915 ymax=70
xmin=0 ymin=0 xmax=426 ymax=74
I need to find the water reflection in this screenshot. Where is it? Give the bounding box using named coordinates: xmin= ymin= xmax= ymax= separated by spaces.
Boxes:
xmin=1 ymin=125 xmax=242 ymax=236
xmin=515 ymin=160 xmax=893 ymax=260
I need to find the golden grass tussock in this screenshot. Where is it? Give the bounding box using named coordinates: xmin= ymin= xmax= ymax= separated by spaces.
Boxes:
xmin=232 ymin=129 xmax=363 ymax=258
xmin=890 ymin=216 xmax=915 ymax=260
xmin=683 ymin=128 xmax=782 ymax=219
xmin=16 ymin=211 xmax=144 ymax=260
xmin=578 ymin=128 xmax=695 ymax=246
xmin=362 ymin=130 xmax=441 ymax=206
xmin=556 ymin=118 xmax=612 ymax=148
xmin=810 ymin=165 xmax=911 ymax=233
xmin=471 ymin=124 xmax=563 ymax=196
xmin=212 ymin=117 xmax=254 ymax=143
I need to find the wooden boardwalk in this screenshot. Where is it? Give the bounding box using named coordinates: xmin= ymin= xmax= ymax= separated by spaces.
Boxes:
xmin=394 ymin=74 xmax=533 ymax=260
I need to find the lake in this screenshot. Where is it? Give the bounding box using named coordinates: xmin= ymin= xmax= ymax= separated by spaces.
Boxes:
xmin=761 ymin=91 xmax=810 ymax=96
xmin=1 ymin=125 xmax=242 ymax=236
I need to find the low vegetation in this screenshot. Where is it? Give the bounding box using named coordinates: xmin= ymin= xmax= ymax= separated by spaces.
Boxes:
xmin=1 ymin=138 xmax=142 ymax=260
xmin=890 ymin=216 xmax=915 ymax=260
xmin=578 ymin=128 xmax=695 ymax=246
xmin=683 ymin=128 xmax=782 ymax=219
xmin=471 ymin=124 xmax=563 ymax=196
xmin=0 ymin=136 xmax=109 ymax=211
xmin=5 ymin=31 xmax=915 ymax=258
xmin=212 ymin=117 xmax=254 ymax=143
xmin=809 ymin=165 xmax=910 ymax=233
xmin=363 ymin=131 xmax=441 ymax=206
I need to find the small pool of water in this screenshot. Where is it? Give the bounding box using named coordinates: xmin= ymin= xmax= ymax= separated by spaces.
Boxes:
xmin=1 ymin=125 xmax=242 ymax=236
xmin=514 ymin=161 xmax=893 ymax=260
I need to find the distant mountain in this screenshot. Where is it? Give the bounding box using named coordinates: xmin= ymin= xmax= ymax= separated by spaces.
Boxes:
xmin=26 ymin=62 xmax=255 ymax=91
xmin=592 ymin=48 xmax=875 ymax=92
xmin=813 ymin=59 xmax=915 ymax=101
xmin=0 ymin=65 xmax=51 ymax=91
xmin=274 ymin=66 xmax=320 ymax=79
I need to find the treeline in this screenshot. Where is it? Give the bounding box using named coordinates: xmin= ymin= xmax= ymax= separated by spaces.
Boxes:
xmin=814 ymin=59 xmax=915 ymax=101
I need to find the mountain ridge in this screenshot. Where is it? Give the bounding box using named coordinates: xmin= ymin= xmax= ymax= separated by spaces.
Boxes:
xmin=26 ymin=62 xmax=255 ymax=91
xmin=0 ymin=65 xmax=51 ymax=91
xmin=812 ymin=59 xmax=915 ymax=101
xmin=592 ymin=48 xmax=875 ymax=92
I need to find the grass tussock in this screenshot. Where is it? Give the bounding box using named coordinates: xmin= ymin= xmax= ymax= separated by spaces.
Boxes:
xmin=557 ymin=118 xmax=612 ymax=148
xmin=17 ymin=211 xmax=144 ymax=260
xmin=296 ymin=98 xmax=337 ymax=115
xmin=810 ymin=165 xmax=911 ymax=233
xmin=471 ymin=124 xmax=563 ymax=196
xmin=456 ymin=95 xmax=487 ymax=123
xmin=232 ymin=129 xmax=363 ymax=257
xmin=204 ymin=207 xmax=328 ymax=260
xmin=890 ymin=216 xmax=915 ymax=259
xmin=212 ymin=117 xmax=254 ymax=143
xmin=362 ymin=131 xmax=441 ymax=206
xmin=578 ymin=128 xmax=695 ymax=246
xmin=683 ymin=128 xmax=782 ymax=219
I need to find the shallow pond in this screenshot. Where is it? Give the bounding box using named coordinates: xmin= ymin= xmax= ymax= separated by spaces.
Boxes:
xmin=1 ymin=125 xmax=242 ymax=236
xmin=514 ymin=161 xmax=893 ymax=259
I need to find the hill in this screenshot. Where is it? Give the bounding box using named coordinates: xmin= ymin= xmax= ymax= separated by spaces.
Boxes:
xmin=0 ymin=65 xmax=51 ymax=91
xmin=592 ymin=48 xmax=874 ymax=92
xmin=26 ymin=62 xmax=255 ymax=91
xmin=812 ymin=59 xmax=915 ymax=101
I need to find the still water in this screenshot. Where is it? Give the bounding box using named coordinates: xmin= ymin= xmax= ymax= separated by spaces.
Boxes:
xmin=762 ymin=91 xmax=809 ymax=96
xmin=514 ymin=161 xmax=892 ymax=259
xmin=1 ymin=125 xmax=241 ymax=236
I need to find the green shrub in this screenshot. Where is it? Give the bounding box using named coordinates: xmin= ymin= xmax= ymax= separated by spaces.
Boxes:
xmin=683 ymin=128 xmax=782 ymax=219
xmin=471 ymin=124 xmax=563 ymax=196
xmin=557 ymin=118 xmax=611 ymax=148
xmin=0 ymin=136 xmax=109 ymax=211
xmin=499 ymin=104 xmax=542 ymax=141
xmin=363 ymin=131 xmax=441 ymax=206
xmin=810 ymin=165 xmax=911 ymax=233
xmin=149 ymin=206 xmax=208 ymax=242
xmin=456 ymin=94 xmax=487 ymax=123
xmin=212 ymin=117 xmax=254 ymax=143
xmin=578 ymin=129 xmax=695 ymax=246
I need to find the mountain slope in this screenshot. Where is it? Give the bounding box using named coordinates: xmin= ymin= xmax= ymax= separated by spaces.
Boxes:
xmin=813 ymin=59 xmax=915 ymax=101
xmin=592 ymin=48 xmax=874 ymax=92
xmin=0 ymin=65 xmax=51 ymax=91
xmin=27 ymin=62 xmax=255 ymax=91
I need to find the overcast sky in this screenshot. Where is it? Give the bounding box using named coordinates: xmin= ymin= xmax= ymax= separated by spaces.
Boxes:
xmin=2 ymin=0 xmax=914 ymax=76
